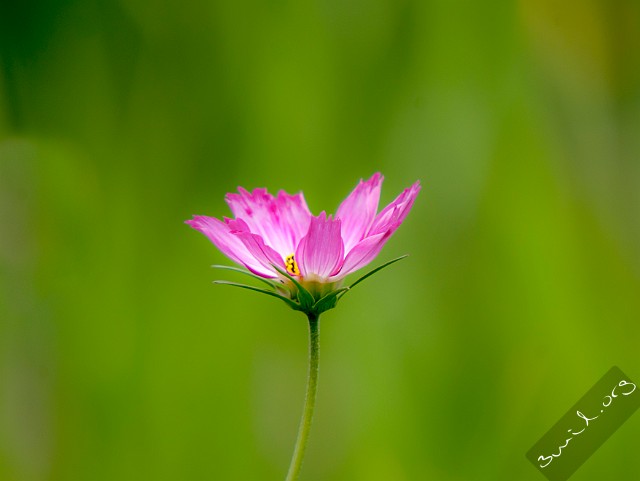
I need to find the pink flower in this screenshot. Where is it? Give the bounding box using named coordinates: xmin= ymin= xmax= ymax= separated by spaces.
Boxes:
xmin=186 ymin=173 xmax=420 ymax=285
xmin=187 ymin=173 xmax=419 ymax=315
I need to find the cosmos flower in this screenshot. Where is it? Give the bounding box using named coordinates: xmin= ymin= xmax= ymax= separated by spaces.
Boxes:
xmin=186 ymin=173 xmax=420 ymax=315
xmin=186 ymin=173 xmax=420 ymax=481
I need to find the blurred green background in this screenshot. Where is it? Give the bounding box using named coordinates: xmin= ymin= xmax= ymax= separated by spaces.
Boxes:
xmin=1 ymin=0 xmax=639 ymax=480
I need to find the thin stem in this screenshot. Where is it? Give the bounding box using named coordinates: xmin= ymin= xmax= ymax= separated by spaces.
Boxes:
xmin=285 ymin=313 xmax=320 ymax=481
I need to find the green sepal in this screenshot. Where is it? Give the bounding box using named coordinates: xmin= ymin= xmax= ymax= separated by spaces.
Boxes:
xmin=338 ymin=255 xmax=408 ymax=299
xmin=312 ymin=287 xmax=350 ymax=315
xmin=214 ymin=280 xmax=303 ymax=311
xmin=212 ymin=265 xmax=278 ymax=290
xmin=270 ymin=263 xmax=315 ymax=311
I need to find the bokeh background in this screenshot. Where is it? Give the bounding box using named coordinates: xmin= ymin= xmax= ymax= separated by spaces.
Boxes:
xmin=1 ymin=0 xmax=639 ymax=480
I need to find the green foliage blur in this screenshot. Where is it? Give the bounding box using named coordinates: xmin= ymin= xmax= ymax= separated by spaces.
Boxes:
xmin=1 ymin=0 xmax=639 ymax=480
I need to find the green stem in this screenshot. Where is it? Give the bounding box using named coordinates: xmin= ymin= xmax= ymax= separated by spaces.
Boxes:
xmin=285 ymin=313 xmax=320 ymax=481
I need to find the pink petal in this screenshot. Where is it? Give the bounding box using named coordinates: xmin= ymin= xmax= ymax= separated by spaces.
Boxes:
xmin=225 ymin=187 xmax=311 ymax=256
xmin=336 ymin=173 xmax=383 ymax=253
xmin=332 ymin=229 xmax=395 ymax=279
xmin=295 ymin=212 xmax=344 ymax=278
xmin=333 ymin=180 xmax=420 ymax=279
xmin=227 ymin=218 xmax=284 ymax=276
xmin=185 ymin=216 xmax=276 ymax=278
xmin=275 ymin=190 xmax=312 ymax=247
xmin=368 ymin=181 xmax=421 ymax=237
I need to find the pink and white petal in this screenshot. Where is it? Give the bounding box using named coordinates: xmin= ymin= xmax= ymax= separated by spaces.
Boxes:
xmin=295 ymin=212 xmax=344 ymax=278
xmin=331 ymin=230 xmax=393 ymax=279
xmin=368 ymin=181 xmax=421 ymax=236
xmin=185 ymin=216 xmax=275 ymax=278
xmin=226 ymin=187 xmax=305 ymax=256
xmin=275 ymin=190 xmax=312 ymax=248
xmin=226 ymin=188 xmax=283 ymax=249
xmin=336 ymin=172 xmax=383 ymax=253
xmin=227 ymin=218 xmax=284 ymax=276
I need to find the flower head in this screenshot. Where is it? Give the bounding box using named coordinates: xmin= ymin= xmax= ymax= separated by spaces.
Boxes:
xmin=186 ymin=173 xmax=420 ymax=315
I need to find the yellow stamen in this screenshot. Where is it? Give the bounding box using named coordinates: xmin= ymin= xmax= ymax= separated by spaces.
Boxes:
xmin=285 ymin=254 xmax=300 ymax=276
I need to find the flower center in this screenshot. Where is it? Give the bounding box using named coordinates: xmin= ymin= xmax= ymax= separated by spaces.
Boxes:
xmin=285 ymin=254 xmax=300 ymax=276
